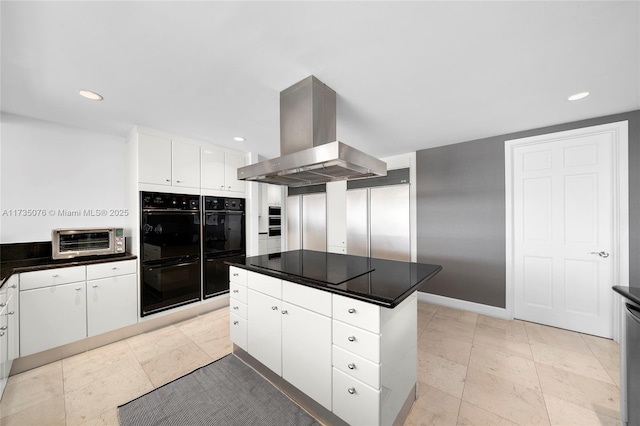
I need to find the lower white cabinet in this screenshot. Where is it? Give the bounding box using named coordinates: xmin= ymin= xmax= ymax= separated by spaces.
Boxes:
xmin=247 ymin=289 xmax=282 ymax=375
xmin=20 ymin=281 xmax=87 ymax=356
xmin=19 ymin=259 xmax=138 ymax=356
xmin=229 ymin=266 xmax=248 ymax=350
xmin=231 ymin=268 xmax=418 ymax=426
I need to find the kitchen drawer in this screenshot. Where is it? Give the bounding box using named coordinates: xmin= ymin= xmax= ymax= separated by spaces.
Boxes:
xmin=333 ymin=294 xmax=380 ymax=334
xmin=230 ymin=313 xmax=247 ymax=351
xmin=229 ymin=282 xmax=247 ymax=304
xmin=86 ymin=260 xmax=136 ymax=280
xmin=20 ymin=266 xmax=86 ymax=291
xmin=247 ymin=271 xmax=281 ymax=299
xmin=229 ymin=299 xmax=247 ymax=319
xmin=332 ymin=368 xmax=380 ymax=426
xmin=332 ymin=345 xmax=380 ymax=389
xmin=267 ymin=237 xmax=281 ymax=249
xmin=229 ymin=266 xmax=247 ymax=287
xmin=333 ymin=320 xmax=380 ymax=363
xmin=282 ymin=280 xmax=331 ymax=317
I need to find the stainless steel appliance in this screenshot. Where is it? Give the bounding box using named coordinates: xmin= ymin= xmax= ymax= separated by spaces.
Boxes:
xmin=346 ymin=168 xmax=411 ymax=262
xmin=287 ymin=184 xmax=326 ymax=251
xmin=51 ymin=227 xmax=125 ymax=259
xmin=140 ymin=192 xmax=201 ymax=316
xmin=268 ymin=206 xmax=281 ymax=237
xmin=237 ymin=76 xmax=386 ymax=186
xmin=202 ymin=196 xmax=246 ymax=298
xmin=622 ymin=297 xmax=640 ymax=425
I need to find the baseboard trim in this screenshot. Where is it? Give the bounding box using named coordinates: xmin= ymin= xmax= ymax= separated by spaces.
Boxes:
xmin=417 ymin=291 xmax=511 ymax=320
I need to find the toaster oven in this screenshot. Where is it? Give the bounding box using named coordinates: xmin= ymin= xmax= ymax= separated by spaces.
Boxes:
xmin=51 ymin=228 xmax=125 ymax=259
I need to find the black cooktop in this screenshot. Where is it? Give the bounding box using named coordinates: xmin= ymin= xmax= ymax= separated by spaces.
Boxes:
xmin=234 ymin=250 xmax=443 ymax=308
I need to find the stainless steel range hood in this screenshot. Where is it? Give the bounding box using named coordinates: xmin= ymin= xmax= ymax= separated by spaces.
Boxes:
xmin=237 ymin=76 xmax=387 ymax=187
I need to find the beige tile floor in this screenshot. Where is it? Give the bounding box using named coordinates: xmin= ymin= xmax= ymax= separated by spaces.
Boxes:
xmin=0 ymin=302 xmax=620 ymax=425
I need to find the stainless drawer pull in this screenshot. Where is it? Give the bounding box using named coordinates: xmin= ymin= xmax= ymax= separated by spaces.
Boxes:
xmin=0 ymin=303 xmax=5 ymax=307
xmin=348 ymin=387 xmax=356 ymax=395
xmin=233 ymin=321 xmax=239 ymax=325
xmin=347 ymin=336 xmax=356 ymax=342
xmin=76 ymin=287 xmax=82 ymax=291
xmin=233 ymin=306 xmax=239 ymax=310
xmin=52 ymin=274 xmax=59 ymax=278
xmin=112 ymin=267 xmax=118 ymax=270
xmin=281 ymin=310 xmax=288 ymax=315
xmin=8 ymin=311 xmax=14 ymax=315
xmin=0 ymin=332 xmax=4 ymax=337
xmin=348 ymin=363 xmax=356 ymax=370
xmin=233 ymin=290 xmax=239 ymax=293
xmin=271 ymin=306 xmax=278 ymax=311
xmin=348 ymin=308 xmax=356 ymax=314
xmin=92 ymin=284 xmax=98 ymax=288
xmin=233 ymin=273 xmax=239 ymax=277
xmin=0 ymin=326 xmax=7 ymax=331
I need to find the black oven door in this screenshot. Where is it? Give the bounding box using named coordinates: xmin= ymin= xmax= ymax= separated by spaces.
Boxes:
xmin=141 ymin=256 xmax=201 ymax=316
xmin=203 ymin=211 xmax=245 ymax=256
xmin=204 ymin=254 xmax=246 ymax=298
xmin=141 ymin=211 xmax=200 ymax=260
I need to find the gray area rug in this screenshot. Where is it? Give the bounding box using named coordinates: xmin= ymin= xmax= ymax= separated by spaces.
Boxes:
xmin=118 ymin=354 xmax=320 ymax=426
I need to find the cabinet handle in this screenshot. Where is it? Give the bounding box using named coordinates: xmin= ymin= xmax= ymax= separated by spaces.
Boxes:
xmin=0 ymin=303 xmax=5 ymax=307
xmin=281 ymin=310 xmax=288 ymax=315
xmin=52 ymin=274 xmax=59 ymax=278
xmin=233 ymin=290 xmax=239 ymax=293
xmin=112 ymin=267 xmax=118 ymax=270
xmin=347 ymin=336 xmax=356 ymax=342
xmin=348 ymin=308 xmax=356 ymax=314
xmin=348 ymin=387 xmax=356 ymax=395
xmin=0 ymin=326 xmax=6 ymax=331
xmin=233 ymin=273 xmax=239 ymax=277
xmin=176 ymin=180 xmax=182 ymax=183
xmin=271 ymin=306 xmax=278 ymax=311
xmin=348 ymin=363 xmax=356 ymax=370
xmin=0 ymin=332 xmax=4 ymax=337
xmin=75 ymin=287 xmax=82 ymax=291
xmin=8 ymin=311 xmax=14 ymax=315
xmin=233 ymin=306 xmax=239 ymax=310
xmin=233 ymin=321 xmax=239 ymax=325
xmin=166 ymin=179 xmax=171 ymax=182
xmin=228 ymin=186 xmax=231 ymax=190
xmin=92 ymin=284 xmax=98 ymax=288
xmin=10 ymin=285 xmax=16 ymax=289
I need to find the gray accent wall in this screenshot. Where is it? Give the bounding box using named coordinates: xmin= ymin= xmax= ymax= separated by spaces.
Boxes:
xmin=417 ymin=110 xmax=640 ymax=308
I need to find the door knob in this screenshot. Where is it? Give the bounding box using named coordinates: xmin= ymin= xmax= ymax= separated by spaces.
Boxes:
xmin=589 ymin=251 xmax=610 ymax=258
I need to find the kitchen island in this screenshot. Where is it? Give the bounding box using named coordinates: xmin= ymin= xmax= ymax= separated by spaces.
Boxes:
xmin=227 ymin=250 xmax=442 ymax=426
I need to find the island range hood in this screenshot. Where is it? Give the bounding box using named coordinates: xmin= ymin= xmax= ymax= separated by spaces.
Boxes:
xmin=237 ymin=76 xmax=387 ymax=187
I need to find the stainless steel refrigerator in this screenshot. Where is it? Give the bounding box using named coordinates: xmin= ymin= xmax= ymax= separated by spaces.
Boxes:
xmin=346 ymin=169 xmax=411 ymax=261
xmin=287 ymin=186 xmax=327 ymax=252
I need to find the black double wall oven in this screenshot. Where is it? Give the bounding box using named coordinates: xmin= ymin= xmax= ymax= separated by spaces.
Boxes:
xmin=203 ymin=197 xmax=246 ymax=298
xmin=140 ymin=192 xmax=201 ymax=316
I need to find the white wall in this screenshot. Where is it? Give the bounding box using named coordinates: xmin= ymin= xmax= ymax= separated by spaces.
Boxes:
xmin=0 ymin=113 xmax=127 ymax=243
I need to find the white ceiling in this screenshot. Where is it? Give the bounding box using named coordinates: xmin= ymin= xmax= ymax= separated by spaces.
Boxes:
xmin=1 ymin=1 xmax=638 ymax=160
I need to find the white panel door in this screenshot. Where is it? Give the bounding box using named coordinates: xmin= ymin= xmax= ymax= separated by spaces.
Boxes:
xmin=512 ymin=130 xmax=614 ymax=337
xmin=224 ymin=152 xmax=246 ymax=192
xmin=247 ymin=289 xmax=282 ymax=375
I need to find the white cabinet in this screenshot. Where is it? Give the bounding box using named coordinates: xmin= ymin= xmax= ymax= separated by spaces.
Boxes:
xmin=86 ymin=260 xmax=137 ymax=337
xmin=281 ymin=281 xmax=332 ymax=410
xmin=229 ymin=266 xmax=248 ymax=351
xmin=267 ymin=184 xmax=283 ymax=206
xmin=172 ymin=140 xmax=201 ymax=188
xmin=1 ymin=275 xmax=19 ymax=400
xmin=138 ymin=133 xmax=172 ymax=186
xmin=19 ymin=260 xmax=138 ymax=356
xmin=202 ymin=148 xmax=246 ymax=193
xmin=138 ymin=133 xmax=200 ymax=188
xmin=248 ymin=288 xmax=282 ymax=375
xmin=20 ymin=281 xmax=87 ymax=356
xmin=267 ymin=237 xmax=281 ymax=254
xmin=327 ymin=181 xmax=347 ymax=249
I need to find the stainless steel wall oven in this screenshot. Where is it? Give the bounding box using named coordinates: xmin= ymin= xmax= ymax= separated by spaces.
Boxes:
xmin=140 ymin=192 xmax=201 ymax=316
xmin=202 ymin=196 xmax=246 ymax=298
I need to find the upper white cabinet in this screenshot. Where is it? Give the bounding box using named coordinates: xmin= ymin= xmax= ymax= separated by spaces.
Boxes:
xmin=266 ymin=184 xmax=282 ymax=206
xmin=202 ymin=148 xmax=245 ymax=193
xmin=138 ymin=133 xmax=201 ymax=189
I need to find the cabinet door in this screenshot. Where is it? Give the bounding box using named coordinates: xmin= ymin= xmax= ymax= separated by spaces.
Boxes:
xmin=138 ymin=133 xmax=172 ymax=185
xmin=87 ymin=274 xmax=137 ymax=337
xmin=267 ymin=184 xmax=282 ymax=206
xmin=247 ymin=289 xmax=281 ymax=375
xmin=20 ymin=282 xmax=87 ymax=356
xmin=201 ymin=148 xmax=226 ymax=190
xmin=172 ymin=140 xmax=201 ymax=188
xmin=282 ymin=301 xmax=332 ymax=410
xmin=6 ymin=277 xmax=19 ymax=361
xmin=225 ymin=152 xmax=246 ymax=192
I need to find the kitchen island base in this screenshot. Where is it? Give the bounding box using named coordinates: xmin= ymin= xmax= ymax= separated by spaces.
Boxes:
xmin=233 ymin=345 xmax=417 ymax=426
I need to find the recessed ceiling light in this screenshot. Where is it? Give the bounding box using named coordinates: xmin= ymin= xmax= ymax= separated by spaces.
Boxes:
xmin=568 ymin=91 xmax=590 ymax=101
xmin=78 ymin=89 xmax=103 ymax=101
xmin=233 ymin=137 xmax=245 ymax=142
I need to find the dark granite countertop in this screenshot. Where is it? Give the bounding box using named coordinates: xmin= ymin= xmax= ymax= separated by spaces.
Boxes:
xmin=1 ymin=251 xmax=137 ymax=288
xmin=613 ymin=285 xmax=640 ymax=306
xmin=227 ymin=250 xmax=442 ymax=308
